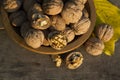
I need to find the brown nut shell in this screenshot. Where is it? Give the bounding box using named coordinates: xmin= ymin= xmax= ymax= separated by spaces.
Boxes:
xmin=71 ymin=18 xmax=91 ymax=35
xmin=42 ymin=0 xmax=63 ymax=15
xmin=66 ymin=52 xmax=83 ymax=69
xmin=62 ymin=27 xmax=75 ymax=43
xmin=24 ymin=29 xmax=44 ymax=49
xmin=3 ymin=0 xmax=22 ymax=12
xmin=61 ymin=0 xmax=84 ymax=24
xmin=50 ymin=15 xmax=66 ymax=31
xmin=85 ymin=37 xmax=104 ymax=56
xmin=95 ymin=23 xmax=114 ymax=42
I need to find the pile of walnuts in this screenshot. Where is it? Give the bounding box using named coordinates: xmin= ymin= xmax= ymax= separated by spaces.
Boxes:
xmin=3 ymin=0 xmax=91 ymax=50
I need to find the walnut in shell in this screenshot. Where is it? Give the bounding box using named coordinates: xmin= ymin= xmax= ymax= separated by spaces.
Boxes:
xmin=66 ymin=52 xmax=83 ymax=69
xmin=50 ymin=15 xmax=66 ymax=31
xmin=85 ymin=37 xmax=104 ymax=56
xmin=61 ymin=0 xmax=84 ymax=24
xmin=24 ymin=29 xmax=44 ymax=49
xmin=48 ymin=31 xmax=67 ymax=50
xmin=31 ymin=13 xmax=51 ymax=30
xmin=62 ymin=27 xmax=75 ymax=43
xmin=95 ymin=23 xmax=114 ymax=42
xmin=3 ymin=0 xmax=22 ymax=12
xmin=9 ymin=10 xmax=27 ymax=27
xmin=42 ymin=0 xmax=63 ymax=15
xmin=71 ymin=17 xmax=91 ymax=35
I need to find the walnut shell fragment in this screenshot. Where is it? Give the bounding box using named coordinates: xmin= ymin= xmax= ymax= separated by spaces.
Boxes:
xmin=48 ymin=31 xmax=67 ymax=50
xmin=9 ymin=10 xmax=27 ymax=27
xmin=3 ymin=0 xmax=22 ymax=12
xmin=71 ymin=18 xmax=91 ymax=35
xmin=42 ymin=0 xmax=63 ymax=15
xmin=85 ymin=37 xmax=104 ymax=56
xmin=51 ymin=54 xmax=62 ymax=67
xmin=95 ymin=23 xmax=114 ymax=42
xmin=50 ymin=15 xmax=66 ymax=31
xmin=66 ymin=52 xmax=83 ymax=69
xmin=31 ymin=13 xmax=51 ymax=30
xmin=24 ymin=29 xmax=44 ymax=49
xmin=61 ymin=0 xmax=84 ymax=24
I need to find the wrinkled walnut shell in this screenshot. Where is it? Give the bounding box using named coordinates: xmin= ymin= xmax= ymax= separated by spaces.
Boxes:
xmin=66 ymin=52 xmax=83 ymax=69
xmin=61 ymin=0 xmax=84 ymax=24
xmin=3 ymin=0 xmax=22 ymax=12
xmin=71 ymin=17 xmax=91 ymax=35
xmin=24 ymin=29 xmax=45 ymax=49
xmin=50 ymin=15 xmax=66 ymax=31
xmin=85 ymin=37 xmax=104 ymax=56
xmin=62 ymin=27 xmax=75 ymax=43
xmin=95 ymin=23 xmax=114 ymax=42
xmin=42 ymin=0 xmax=63 ymax=15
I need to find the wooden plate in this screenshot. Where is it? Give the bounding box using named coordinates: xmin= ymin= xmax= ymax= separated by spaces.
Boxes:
xmin=0 ymin=0 xmax=96 ymax=54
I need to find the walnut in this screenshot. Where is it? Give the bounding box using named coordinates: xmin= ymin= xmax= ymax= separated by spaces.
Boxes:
xmin=62 ymin=27 xmax=75 ymax=43
xmin=71 ymin=17 xmax=91 ymax=35
xmin=85 ymin=37 xmax=105 ymax=56
xmin=9 ymin=10 xmax=27 ymax=27
xmin=74 ymin=0 xmax=87 ymax=4
xmin=51 ymin=54 xmax=62 ymax=67
xmin=3 ymin=0 xmax=22 ymax=12
xmin=24 ymin=29 xmax=44 ymax=49
xmin=66 ymin=52 xmax=83 ymax=69
xmin=31 ymin=13 xmax=51 ymax=30
xmin=61 ymin=0 xmax=84 ymax=24
xmin=20 ymin=22 xmax=31 ymax=38
xmin=48 ymin=31 xmax=67 ymax=50
xmin=50 ymin=15 xmax=66 ymax=31
xmin=42 ymin=0 xmax=63 ymax=15
xmin=95 ymin=23 xmax=114 ymax=42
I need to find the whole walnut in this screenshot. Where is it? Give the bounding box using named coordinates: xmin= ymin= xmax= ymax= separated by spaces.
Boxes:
xmin=24 ymin=29 xmax=45 ymax=49
xmin=66 ymin=52 xmax=83 ymax=69
xmin=50 ymin=15 xmax=66 ymax=31
xmin=85 ymin=37 xmax=105 ymax=56
xmin=71 ymin=17 xmax=91 ymax=35
xmin=9 ymin=10 xmax=27 ymax=27
xmin=31 ymin=13 xmax=51 ymax=30
xmin=20 ymin=22 xmax=31 ymax=38
xmin=95 ymin=23 xmax=114 ymax=42
xmin=61 ymin=0 xmax=84 ymax=24
xmin=62 ymin=27 xmax=75 ymax=43
xmin=3 ymin=0 xmax=22 ymax=12
xmin=48 ymin=31 xmax=67 ymax=50
xmin=42 ymin=0 xmax=63 ymax=15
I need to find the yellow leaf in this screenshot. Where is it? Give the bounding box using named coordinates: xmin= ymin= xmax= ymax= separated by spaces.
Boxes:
xmin=94 ymin=0 xmax=120 ymax=56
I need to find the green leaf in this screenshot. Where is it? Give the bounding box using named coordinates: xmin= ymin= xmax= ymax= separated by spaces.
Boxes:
xmin=94 ymin=0 xmax=120 ymax=56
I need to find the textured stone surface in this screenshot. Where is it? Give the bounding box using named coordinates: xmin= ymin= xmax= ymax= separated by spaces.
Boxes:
xmin=0 ymin=0 xmax=120 ymax=80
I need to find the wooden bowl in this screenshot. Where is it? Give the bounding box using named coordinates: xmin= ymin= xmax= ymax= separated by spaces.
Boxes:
xmin=0 ymin=0 xmax=96 ymax=54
